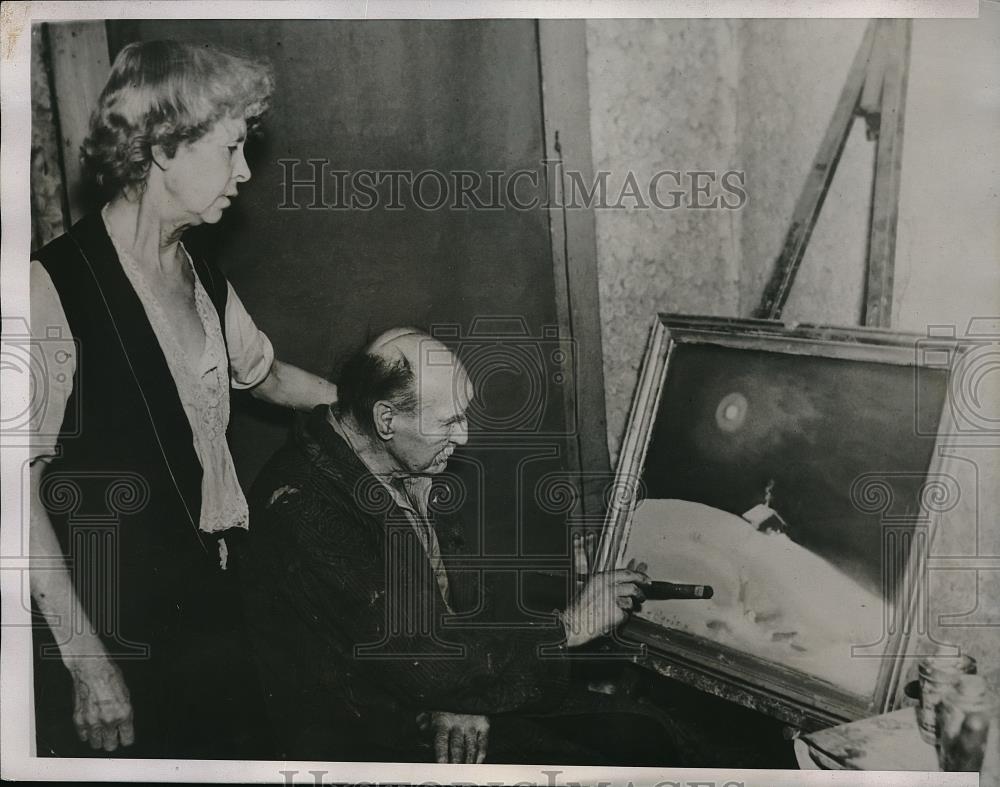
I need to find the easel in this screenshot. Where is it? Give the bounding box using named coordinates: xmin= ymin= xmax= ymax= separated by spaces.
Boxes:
xmin=754 ymin=19 xmax=912 ymax=327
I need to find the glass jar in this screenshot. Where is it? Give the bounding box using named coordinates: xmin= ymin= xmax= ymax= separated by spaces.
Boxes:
xmin=917 ymin=652 xmax=976 ymax=744
xmin=935 ymin=674 xmax=999 ymax=772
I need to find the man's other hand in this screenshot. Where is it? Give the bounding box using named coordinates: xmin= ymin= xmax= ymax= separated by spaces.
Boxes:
xmin=417 ymin=710 xmax=490 ymax=763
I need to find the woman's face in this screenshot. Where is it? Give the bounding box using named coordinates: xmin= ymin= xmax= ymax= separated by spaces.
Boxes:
xmin=162 ymin=116 xmax=250 ymax=226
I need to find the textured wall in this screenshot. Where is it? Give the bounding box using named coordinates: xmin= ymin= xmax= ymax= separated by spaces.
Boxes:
xmin=587 ymin=19 xmax=877 ymax=465
xmin=587 ymin=13 xmax=1000 ymax=697
xmin=29 ymin=26 xmax=66 ymax=250
xmin=895 ymin=10 xmax=1000 ymax=690
xmin=893 ymin=14 xmax=1000 ymax=333
xmin=737 ymin=20 xmax=872 ymax=325
xmin=586 ymin=19 xmax=742 ymax=464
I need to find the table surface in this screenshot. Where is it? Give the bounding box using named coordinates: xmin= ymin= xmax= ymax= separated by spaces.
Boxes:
xmin=798 ymin=706 xmax=940 ymax=770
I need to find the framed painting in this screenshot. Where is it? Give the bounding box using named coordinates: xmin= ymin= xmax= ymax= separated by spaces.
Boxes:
xmin=597 ymin=314 xmax=961 ymax=729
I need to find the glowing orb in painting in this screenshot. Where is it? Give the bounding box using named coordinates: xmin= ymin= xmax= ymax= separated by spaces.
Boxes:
xmin=715 ymin=392 xmax=748 ymax=432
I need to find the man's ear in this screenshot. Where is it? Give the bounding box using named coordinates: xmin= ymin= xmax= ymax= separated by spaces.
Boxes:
xmin=372 ymin=401 xmax=394 ymax=441
xmin=150 ymin=143 xmax=171 ymax=172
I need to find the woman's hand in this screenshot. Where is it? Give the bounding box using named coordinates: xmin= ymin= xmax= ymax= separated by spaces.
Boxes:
xmin=30 ymin=463 xmax=135 ymax=752
xmin=68 ymin=657 xmax=134 ymax=752
xmin=417 ymin=711 xmax=490 ymax=763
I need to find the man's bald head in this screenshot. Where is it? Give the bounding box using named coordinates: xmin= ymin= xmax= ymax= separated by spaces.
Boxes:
xmin=368 ymin=327 xmax=425 ymax=353
xmin=367 ymin=328 xmax=450 ymax=372
xmin=337 ymin=328 xmax=473 ymax=472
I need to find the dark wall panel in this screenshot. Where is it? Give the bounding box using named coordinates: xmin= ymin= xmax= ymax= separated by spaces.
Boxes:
xmin=106 ymin=20 xmax=572 ymax=581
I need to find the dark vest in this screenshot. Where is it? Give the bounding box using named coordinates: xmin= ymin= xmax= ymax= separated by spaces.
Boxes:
xmin=33 ymin=211 xmax=233 ymax=648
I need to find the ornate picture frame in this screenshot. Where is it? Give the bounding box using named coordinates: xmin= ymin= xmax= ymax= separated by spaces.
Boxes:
xmin=598 ymin=314 xmax=962 ymax=729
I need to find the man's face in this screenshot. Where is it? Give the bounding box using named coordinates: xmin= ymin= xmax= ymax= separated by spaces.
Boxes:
xmin=388 ymin=363 xmax=474 ymax=476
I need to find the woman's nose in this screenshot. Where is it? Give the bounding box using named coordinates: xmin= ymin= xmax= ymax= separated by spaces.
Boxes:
xmin=233 ymin=148 xmax=251 ymax=183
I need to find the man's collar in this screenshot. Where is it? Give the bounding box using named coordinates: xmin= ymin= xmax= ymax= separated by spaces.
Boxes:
xmin=325 ymin=409 xmax=398 ymax=478
xmin=296 ymin=405 xmax=369 ymax=487
xmin=324 ymin=408 xmax=433 ymax=516
xmin=296 ymin=405 xmax=463 ymax=550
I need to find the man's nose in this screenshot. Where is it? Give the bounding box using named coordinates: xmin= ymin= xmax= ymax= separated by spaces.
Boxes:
xmin=452 ymin=420 xmax=469 ymax=446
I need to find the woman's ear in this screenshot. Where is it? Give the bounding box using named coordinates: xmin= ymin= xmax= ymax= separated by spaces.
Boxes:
xmin=150 ymin=144 xmax=171 ymax=172
xmin=373 ymin=401 xmax=394 ymax=441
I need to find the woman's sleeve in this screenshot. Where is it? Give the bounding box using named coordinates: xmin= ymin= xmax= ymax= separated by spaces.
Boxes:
xmin=224 ymin=281 xmax=276 ymax=389
xmin=29 ymin=261 xmax=75 ymax=464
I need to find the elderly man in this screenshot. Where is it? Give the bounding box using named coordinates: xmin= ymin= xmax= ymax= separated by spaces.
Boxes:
xmin=240 ymin=329 xmax=674 ymax=764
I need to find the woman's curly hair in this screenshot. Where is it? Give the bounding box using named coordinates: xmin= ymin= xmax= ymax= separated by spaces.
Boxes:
xmin=82 ymin=40 xmax=274 ymax=197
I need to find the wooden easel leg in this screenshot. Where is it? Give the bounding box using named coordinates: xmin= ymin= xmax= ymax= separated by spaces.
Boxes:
xmin=863 ymin=20 xmax=912 ymax=328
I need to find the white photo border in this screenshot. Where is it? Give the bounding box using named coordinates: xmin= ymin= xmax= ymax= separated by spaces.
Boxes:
xmin=0 ymin=1 xmax=983 ymax=784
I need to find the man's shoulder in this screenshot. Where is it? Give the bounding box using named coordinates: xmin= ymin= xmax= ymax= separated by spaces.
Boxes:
xmin=248 ymin=417 xmax=379 ymax=546
xmin=246 ymin=450 xmax=364 ymax=573
xmin=250 ymin=438 xmax=349 ymax=516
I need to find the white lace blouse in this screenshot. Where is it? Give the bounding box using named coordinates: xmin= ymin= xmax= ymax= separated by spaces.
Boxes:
xmin=30 ymin=211 xmax=275 ymax=541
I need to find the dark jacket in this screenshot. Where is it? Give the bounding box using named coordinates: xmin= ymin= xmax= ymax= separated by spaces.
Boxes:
xmin=240 ymin=406 xmax=571 ymax=761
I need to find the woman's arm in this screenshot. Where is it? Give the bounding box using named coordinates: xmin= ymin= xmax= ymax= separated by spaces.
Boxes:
xmin=249 ymin=359 xmax=338 ymax=410
xmin=29 ymin=462 xmax=135 ymax=752
xmin=222 ymin=283 xmax=337 ymax=411
xmin=28 ymin=263 xmax=134 ymax=751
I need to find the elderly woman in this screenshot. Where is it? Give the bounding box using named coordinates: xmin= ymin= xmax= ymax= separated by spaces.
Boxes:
xmin=29 ymin=40 xmax=336 ymax=758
